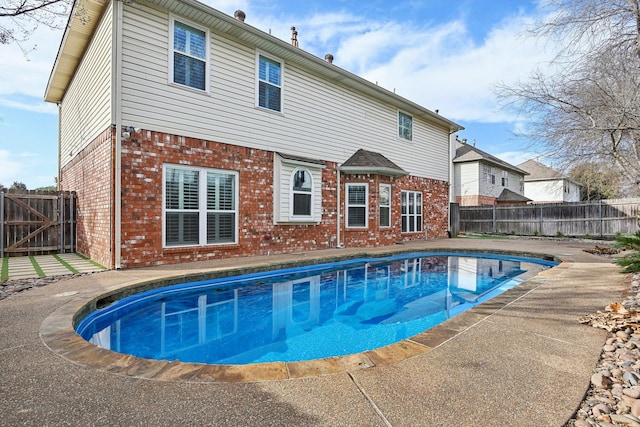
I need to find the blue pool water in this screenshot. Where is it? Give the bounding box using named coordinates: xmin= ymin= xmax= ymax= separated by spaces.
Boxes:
xmin=76 ymin=252 xmax=556 ymax=365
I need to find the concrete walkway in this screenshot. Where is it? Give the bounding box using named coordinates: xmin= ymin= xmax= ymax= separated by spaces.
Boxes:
xmin=1 ymin=253 xmax=105 ymax=281
xmin=0 ymin=238 xmax=630 ymax=426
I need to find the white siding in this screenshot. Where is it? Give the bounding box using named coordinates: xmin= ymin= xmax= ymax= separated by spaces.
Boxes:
xmin=455 ymin=163 xmax=480 ymax=199
xmin=273 ymin=155 xmax=323 ymax=223
xmin=524 ymin=180 xmax=565 ymax=202
xmin=60 ymin=2 xmax=113 ymax=166
xmin=120 ymin=4 xmax=450 ymax=182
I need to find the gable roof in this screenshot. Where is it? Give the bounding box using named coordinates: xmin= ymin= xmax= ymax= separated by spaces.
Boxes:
xmin=517 ymin=159 xmax=578 ymax=184
xmin=340 ymin=149 xmax=408 ymax=177
xmin=497 ymin=188 xmax=531 ymax=203
xmin=453 ymin=142 xmax=528 ymax=175
xmin=44 ymin=0 xmax=463 ymax=134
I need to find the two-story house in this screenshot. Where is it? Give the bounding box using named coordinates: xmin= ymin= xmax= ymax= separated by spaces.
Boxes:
xmin=44 ymin=0 xmax=462 ymax=269
xmin=452 ymin=139 xmax=529 ymax=206
xmin=517 ymin=159 xmax=582 ymax=203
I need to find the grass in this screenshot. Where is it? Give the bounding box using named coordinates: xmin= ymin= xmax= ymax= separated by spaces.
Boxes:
xmin=1 ymin=257 xmax=8 ymax=281
xmin=53 ymin=254 xmax=80 ymax=274
xmin=29 ymin=256 xmax=46 ymax=278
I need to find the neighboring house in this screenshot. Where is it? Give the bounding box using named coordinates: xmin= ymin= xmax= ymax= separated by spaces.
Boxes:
xmin=517 ymin=160 xmax=582 ymax=203
xmin=452 ymin=139 xmax=529 ymax=206
xmin=44 ymin=0 xmax=462 ymax=269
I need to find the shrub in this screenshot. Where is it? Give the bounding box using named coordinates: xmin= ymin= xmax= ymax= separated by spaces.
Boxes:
xmin=615 ymin=231 xmax=640 ymax=273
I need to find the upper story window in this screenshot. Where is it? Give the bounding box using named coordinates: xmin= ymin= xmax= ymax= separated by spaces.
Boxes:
xmin=171 ymin=19 xmax=208 ymax=91
xmin=379 ymin=184 xmax=391 ymax=228
xmin=398 ymin=111 xmax=413 ymax=141
xmin=482 ymin=164 xmax=496 ymax=185
xmin=501 ymin=171 xmax=509 ymax=187
xmin=163 ymin=165 xmax=237 ymax=247
xmin=292 ymin=168 xmax=312 ymax=217
xmin=258 ymin=54 xmax=283 ymax=112
xmin=346 ymin=183 xmax=368 ymax=228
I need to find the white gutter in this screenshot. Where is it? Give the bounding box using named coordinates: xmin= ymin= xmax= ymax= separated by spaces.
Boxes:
xmin=113 ymin=0 xmax=123 ymax=269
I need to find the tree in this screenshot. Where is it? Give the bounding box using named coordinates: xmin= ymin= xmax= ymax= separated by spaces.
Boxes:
xmin=569 ymin=162 xmax=622 ymax=201
xmin=1 ymin=0 xmax=71 ymax=46
xmin=10 ymin=181 xmax=27 ymax=191
xmin=497 ymin=0 xmax=640 ymax=190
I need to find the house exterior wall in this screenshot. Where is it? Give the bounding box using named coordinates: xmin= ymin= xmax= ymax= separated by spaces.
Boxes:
xmin=454 ymin=161 xmax=525 ymax=206
xmin=51 ymin=1 xmax=454 ymax=269
xmin=117 ymin=130 xmax=448 ymax=268
xmin=59 ymin=1 xmax=113 ymax=168
xmin=524 ymin=180 xmax=564 ymax=203
xmin=118 ymin=3 xmax=450 ymax=182
xmin=524 ymin=179 xmax=581 ymax=203
xmin=60 ymin=127 xmax=115 ymax=268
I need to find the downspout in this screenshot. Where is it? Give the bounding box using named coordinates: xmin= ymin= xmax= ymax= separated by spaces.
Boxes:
xmin=336 ymin=164 xmax=342 ymax=248
xmin=57 ymin=104 xmax=62 ymax=190
xmin=113 ymin=0 xmax=123 ymax=269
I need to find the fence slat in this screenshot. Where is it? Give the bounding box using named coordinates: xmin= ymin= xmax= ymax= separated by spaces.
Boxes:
xmin=1 ymin=190 xmax=77 ymax=256
xmin=458 ymin=198 xmax=639 ymax=237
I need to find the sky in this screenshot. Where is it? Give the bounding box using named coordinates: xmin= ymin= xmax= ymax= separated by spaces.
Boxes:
xmin=0 ymin=0 xmax=557 ymax=189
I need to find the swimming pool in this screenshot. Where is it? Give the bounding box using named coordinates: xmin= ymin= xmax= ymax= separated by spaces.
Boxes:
xmin=76 ymin=252 xmax=556 ymax=365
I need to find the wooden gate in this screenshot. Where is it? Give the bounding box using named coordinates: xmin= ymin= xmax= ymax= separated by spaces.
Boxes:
xmin=0 ymin=191 xmax=77 ymax=256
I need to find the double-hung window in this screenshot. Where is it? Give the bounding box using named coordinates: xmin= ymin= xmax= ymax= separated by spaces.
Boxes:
xmin=258 ymin=54 xmax=282 ymax=112
xmin=379 ymin=184 xmax=391 ymax=227
xmin=346 ymin=183 xmax=368 ymax=228
xmin=398 ymin=111 xmax=413 ymax=141
xmin=171 ymin=19 xmax=207 ymax=91
xmin=291 ymin=168 xmax=312 ymax=217
xmin=164 ymin=165 xmax=237 ymax=247
xmin=401 ymin=190 xmax=422 ymax=233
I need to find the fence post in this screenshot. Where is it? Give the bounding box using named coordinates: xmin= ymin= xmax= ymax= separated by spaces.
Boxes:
xmin=539 ymin=205 xmax=543 ymax=235
xmin=492 ymin=204 xmax=497 ymax=233
xmin=599 ymin=200 xmax=603 ymax=237
xmin=58 ymin=192 xmax=64 ymax=253
xmin=70 ymin=192 xmax=75 ymax=253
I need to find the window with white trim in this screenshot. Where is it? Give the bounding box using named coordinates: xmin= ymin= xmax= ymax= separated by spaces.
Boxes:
xmin=346 ymin=183 xmax=368 ymax=228
xmin=164 ymin=165 xmax=237 ymax=247
xmin=398 ymin=111 xmax=413 ymax=141
xmin=401 ymin=190 xmax=422 ymax=233
xmin=379 ymin=184 xmax=391 ymax=227
xmin=291 ymin=168 xmax=312 ymax=217
xmin=171 ymin=19 xmax=208 ymax=91
xmin=273 ymin=154 xmax=323 ymax=224
xmin=501 ymin=171 xmax=509 ymax=187
xmin=257 ymin=54 xmax=282 ymax=112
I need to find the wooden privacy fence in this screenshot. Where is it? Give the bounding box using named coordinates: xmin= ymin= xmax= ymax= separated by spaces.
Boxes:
xmin=458 ymin=198 xmax=640 ymax=237
xmin=1 ymin=191 xmax=77 ymax=256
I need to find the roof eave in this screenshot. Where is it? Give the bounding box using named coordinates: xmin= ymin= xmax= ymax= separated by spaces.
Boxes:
xmin=44 ymin=0 xmax=109 ymax=103
xmin=339 ymin=166 xmax=409 ymax=177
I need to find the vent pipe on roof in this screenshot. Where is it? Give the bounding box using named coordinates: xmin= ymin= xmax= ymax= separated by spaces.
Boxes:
xmin=325 ymin=54 xmax=334 ymax=63
xmin=291 ymin=26 xmax=298 ymax=47
xmin=234 ymin=10 xmax=246 ymax=21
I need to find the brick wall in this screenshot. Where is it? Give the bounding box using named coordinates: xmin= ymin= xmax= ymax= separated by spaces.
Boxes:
xmin=60 ymin=127 xmax=115 ymax=268
xmin=456 ymin=195 xmax=497 ymax=207
xmin=63 ymin=128 xmax=450 ymax=268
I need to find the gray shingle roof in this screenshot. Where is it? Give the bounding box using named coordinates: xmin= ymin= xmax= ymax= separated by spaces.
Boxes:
xmin=453 ymin=142 xmax=528 ymax=175
xmin=340 ymin=149 xmax=408 ymax=177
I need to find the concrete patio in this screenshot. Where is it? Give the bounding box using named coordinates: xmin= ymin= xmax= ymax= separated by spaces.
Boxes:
xmin=0 ymin=237 xmax=629 ymax=426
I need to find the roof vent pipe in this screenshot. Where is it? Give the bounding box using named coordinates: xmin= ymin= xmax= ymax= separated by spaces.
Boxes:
xmin=234 ymin=10 xmax=246 ymax=21
xmin=325 ymin=54 xmax=334 ymax=63
xmin=291 ymin=26 xmax=298 ymax=47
